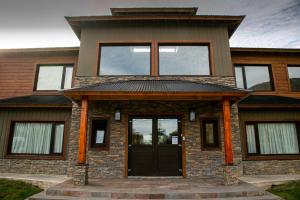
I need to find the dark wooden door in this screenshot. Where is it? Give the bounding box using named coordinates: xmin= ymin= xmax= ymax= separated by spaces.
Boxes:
xmin=128 ymin=116 xmax=182 ymax=176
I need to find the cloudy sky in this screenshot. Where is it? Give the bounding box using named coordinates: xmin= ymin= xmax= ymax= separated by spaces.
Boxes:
xmin=0 ymin=0 xmax=299 ymax=49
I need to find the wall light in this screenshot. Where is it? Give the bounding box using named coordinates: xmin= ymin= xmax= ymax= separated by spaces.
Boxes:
xmin=115 ymin=108 xmax=121 ymax=121
xmin=189 ymin=109 xmax=196 ymax=122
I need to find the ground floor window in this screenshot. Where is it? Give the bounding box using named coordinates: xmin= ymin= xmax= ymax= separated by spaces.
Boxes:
xmin=8 ymin=122 xmax=64 ymax=155
xmin=200 ymin=119 xmax=220 ymax=150
xmin=245 ymin=122 xmax=300 ymax=155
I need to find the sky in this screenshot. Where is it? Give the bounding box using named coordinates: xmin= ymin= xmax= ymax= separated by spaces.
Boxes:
xmin=0 ymin=0 xmax=299 ymax=49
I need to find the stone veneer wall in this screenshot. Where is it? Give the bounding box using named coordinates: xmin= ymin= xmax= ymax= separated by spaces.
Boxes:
xmin=67 ymin=76 xmax=242 ymax=179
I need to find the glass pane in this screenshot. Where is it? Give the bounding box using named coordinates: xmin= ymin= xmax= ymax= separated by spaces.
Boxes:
xmin=36 ymin=66 xmax=63 ymax=90
xmin=132 ymin=119 xmax=152 ymax=145
xmin=54 ymin=124 xmax=64 ymax=153
xmin=245 ymin=66 xmax=272 ymax=90
xmin=246 ymin=125 xmax=257 ymax=153
xmin=159 ymin=45 xmax=210 ymax=75
xmin=288 ymin=67 xmax=300 ymax=92
xmin=63 ymin=66 xmax=73 ymax=89
xmin=258 ymin=123 xmax=299 ymax=154
xmin=99 ymin=46 xmax=150 ymax=75
xmin=158 ymin=119 xmax=178 ymax=145
xmin=205 ymin=123 xmax=215 ymax=145
xmin=11 ymin=122 xmax=52 ymax=154
xmin=235 ymin=67 xmax=244 ymax=88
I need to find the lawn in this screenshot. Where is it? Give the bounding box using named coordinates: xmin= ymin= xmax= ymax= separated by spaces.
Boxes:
xmin=267 ymin=180 xmax=300 ymax=200
xmin=0 ymin=178 xmax=43 ymax=200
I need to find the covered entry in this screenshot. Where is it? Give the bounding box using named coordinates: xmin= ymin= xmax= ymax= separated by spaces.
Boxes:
xmin=128 ymin=116 xmax=182 ymax=176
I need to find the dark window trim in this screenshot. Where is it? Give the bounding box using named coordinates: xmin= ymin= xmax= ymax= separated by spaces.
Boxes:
xmin=97 ymin=42 xmax=152 ymax=76
xmin=34 ymin=64 xmax=74 ymax=92
xmin=200 ymin=118 xmax=221 ymax=151
xmin=157 ymin=43 xmax=213 ymax=76
xmin=6 ymin=121 xmax=66 ymax=160
xmin=244 ymin=121 xmax=300 ymax=160
xmin=287 ymin=65 xmax=300 ymax=92
xmin=89 ymin=117 xmax=110 ymax=151
xmin=234 ymin=64 xmax=274 ymax=91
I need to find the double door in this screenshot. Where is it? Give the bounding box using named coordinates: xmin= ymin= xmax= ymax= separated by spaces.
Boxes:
xmin=128 ymin=116 xmax=182 ymax=176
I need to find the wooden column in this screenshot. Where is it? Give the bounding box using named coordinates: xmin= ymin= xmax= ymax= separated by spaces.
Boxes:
xmin=222 ymin=97 xmax=233 ymax=164
xmin=78 ymin=96 xmax=88 ymax=164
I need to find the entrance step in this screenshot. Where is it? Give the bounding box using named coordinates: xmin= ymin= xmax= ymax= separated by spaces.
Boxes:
xmin=28 ymin=178 xmax=281 ymax=200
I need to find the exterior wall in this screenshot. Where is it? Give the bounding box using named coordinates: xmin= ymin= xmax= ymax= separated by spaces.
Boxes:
xmin=239 ymin=108 xmax=300 ymax=175
xmin=0 ymin=52 xmax=78 ymax=99
xmin=77 ymin=22 xmax=233 ymax=76
xmin=231 ymin=51 xmax=300 ymax=97
xmin=0 ymin=108 xmax=72 ymax=175
xmin=68 ymin=76 xmax=242 ymax=178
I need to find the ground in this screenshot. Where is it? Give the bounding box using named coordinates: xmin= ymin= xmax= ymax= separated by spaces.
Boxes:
xmin=0 ymin=178 xmax=42 ymax=200
xmin=267 ymin=180 xmax=300 ymax=200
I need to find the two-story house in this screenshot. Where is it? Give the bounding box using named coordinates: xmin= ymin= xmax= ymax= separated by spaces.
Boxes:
xmin=0 ymin=8 xmax=299 ymax=186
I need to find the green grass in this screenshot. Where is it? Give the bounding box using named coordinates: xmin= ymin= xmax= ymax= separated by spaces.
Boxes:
xmin=0 ymin=178 xmax=43 ymax=200
xmin=267 ymin=180 xmax=300 ymax=200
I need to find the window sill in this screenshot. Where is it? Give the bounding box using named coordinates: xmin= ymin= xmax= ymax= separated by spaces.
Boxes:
xmin=4 ymin=154 xmax=65 ymax=160
xmin=244 ymin=155 xmax=300 ymax=161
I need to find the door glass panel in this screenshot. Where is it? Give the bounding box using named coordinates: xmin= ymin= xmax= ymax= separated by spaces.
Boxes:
xmin=132 ymin=119 xmax=152 ymax=145
xmin=158 ymin=119 xmax=178 ymax=145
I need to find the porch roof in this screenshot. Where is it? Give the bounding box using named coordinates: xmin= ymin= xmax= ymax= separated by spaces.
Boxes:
xmin=0 ymin=95 xmax=72 ymax=108
xmin=62 ymin=80 xmax=249 ymax=100
xmin=239 ymin=95 xmax=300 ymax=108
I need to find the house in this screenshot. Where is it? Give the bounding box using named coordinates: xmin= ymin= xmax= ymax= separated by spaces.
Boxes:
xmin=0 ymin=8 xmax=299 ymax=186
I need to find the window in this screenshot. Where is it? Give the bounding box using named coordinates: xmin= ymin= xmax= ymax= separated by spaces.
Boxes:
xmin=288 ymin=66 xmax=300 ymax=92
xmin=90 ymin=119 xmax=109 ymax=149
xmin=35 ymin=65 xmax=73 ymax=90
xmin=8 ymin=122 xmax=64 ymax=156
xmin=159 ymin=45 xmax=210 ymax=75
xmin=245 ymin=122 xmax=300 ymax=156
xmin=234 ymin=65 xmax=273 ymax=91
xmin=99 ymin=45 xmax=151 ymax=75
xmin=201 ymin=119 xmax=220 ymax=149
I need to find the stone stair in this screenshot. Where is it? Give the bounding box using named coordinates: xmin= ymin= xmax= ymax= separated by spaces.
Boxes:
xmin=28 ymin=178 xmax=281 ymax=200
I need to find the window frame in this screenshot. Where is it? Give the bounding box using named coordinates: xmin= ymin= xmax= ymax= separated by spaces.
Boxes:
xmin=6 ymin=121 xmax=66 ymax=160
xmin=234 ymin=64 xmax=274 ymax=91
xmin=89 ymin=118 xmax=110 ymax=151
xmin=244 ymin=121 xmax=300 ymax=160
xmin=287 ymin=65 xmax=300 ymax=92
xmin=157 ymin=43 xmax=213 ymax=76
xmin=200 ymin=118 xmax=221 ymax=151
xmin=97 ymin=42 xmax=153 ymax=76
xmin=34 ymin=64 xmax=74 ymax=91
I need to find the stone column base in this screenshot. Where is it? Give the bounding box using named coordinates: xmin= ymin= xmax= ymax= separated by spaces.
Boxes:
xmin=223 ymin=164 xmax=240 ymax=185
xmin=73 ymin=164 xmax=88 ymax=186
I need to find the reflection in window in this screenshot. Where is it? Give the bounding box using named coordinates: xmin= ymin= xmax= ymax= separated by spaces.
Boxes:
xmin=132 ymin=119 xmax=152 ymax=145
xmin=99 ymin=45 xmax=151 ymax=75
xmin=234 ymin=65 xmax=272 ymax=91
xmin=158 ymin=119 xmax=178 ymax=145
xmin=245 ymin=122 xmax=299 ymax=155
xmin=288 ymin=66 xmax=300 ymax=92
xmin=91 ymin=120 xmax=108 ymax=148
xmin=36 ymin=65 xmax=73 ymax=90
xmin=159 ymin=45 xmax=210 ymax=75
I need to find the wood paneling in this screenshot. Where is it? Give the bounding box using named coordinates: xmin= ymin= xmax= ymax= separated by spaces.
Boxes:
xmin=0 ymin=54 xmax=78 ymax=99
xmin=0 ymin=108 xmax=71 ymax=158
xmin=231 ymin=52 xmax=300 ymax=98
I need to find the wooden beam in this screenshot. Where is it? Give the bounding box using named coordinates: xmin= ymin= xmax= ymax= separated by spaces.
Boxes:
xmin=222 ymin=97 xmax=233 ymax=164
xmin=78 ymin=96 xmax=88 ymax=164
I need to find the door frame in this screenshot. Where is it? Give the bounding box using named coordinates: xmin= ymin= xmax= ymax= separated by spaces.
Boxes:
xmin=124 ymin=113 xmax=186 ymax=177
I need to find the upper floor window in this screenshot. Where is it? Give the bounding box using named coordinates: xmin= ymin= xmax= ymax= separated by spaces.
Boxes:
xmin=234 ymin=65 xmax=273 ymax=91
xmin=35 ymin=65 xmax=73 ymax=91
xmin=99 ymin=45 xmax=151 ymax=75
xmin=158 ymin=45 xmax=210 ymax=75
xmin=287 ymin=66 xmax=300 ymax=92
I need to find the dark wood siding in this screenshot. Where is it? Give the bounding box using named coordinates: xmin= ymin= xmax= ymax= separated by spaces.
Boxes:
xmin=77 ymin=22 xmax=232 ymax=76
xmin=0 ymin=54 xmax=78 ymax=99
xmin=231 ymin=52 xmax=300 ymax=98
xmin=0 ymin=108 xmax=71 ymax=158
